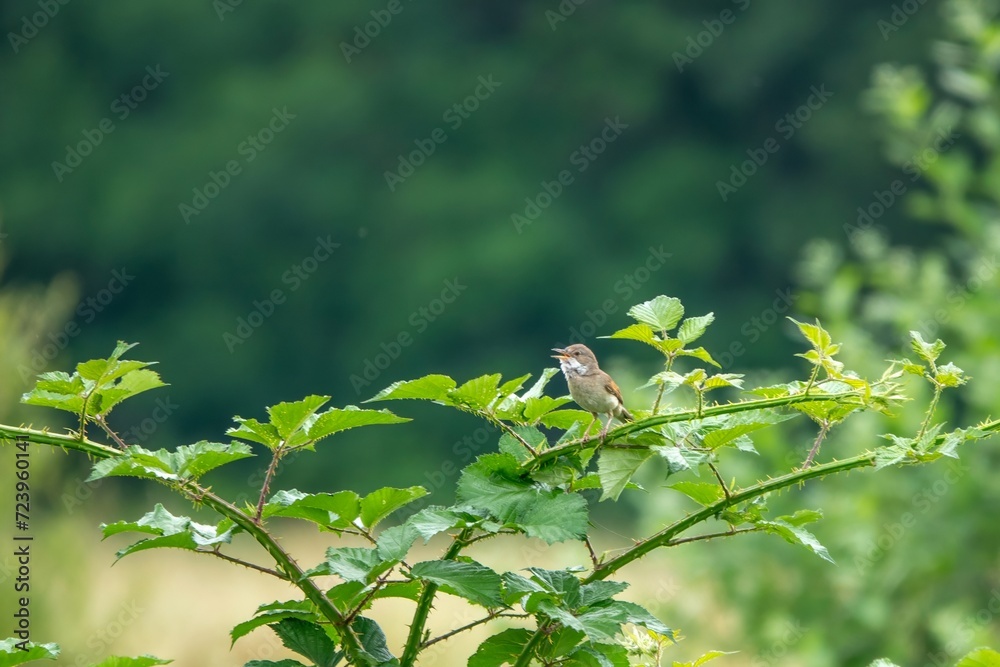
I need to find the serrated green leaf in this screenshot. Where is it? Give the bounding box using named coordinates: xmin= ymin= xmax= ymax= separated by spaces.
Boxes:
xmin=352 ymin=617 xmax=395 ymax=664
xmin=522 ymin=396 xmax=572 ymax=422
xmin=470 ymin=629 xmax=534 ymax=667
xmin=87 ymin=447 xmax=179 ymax=482
xmin=375 ymin=522 xmax=420 ymax=562
xmin=578 ymin=581 xmax=629 ymax=607
xmin=450 ymin=374 xmax=503 ymax=410
xmin=410 ymin=559 xmax=503 ymax=607
xmin=529 ymin=568 xmax=582 ymax=608
xmin=405 ymin=507 xmax=469 ymax=541
xmin=499 ymin=373 xmax=533 ymax=397
xmin=540 ymin=409 xmax=595 ymax=430
xmin=270 ymin=619 xmax=336 ymax=667
xmin=360 ymin=486 xmax=429 ymax=529
xmin=935 ymin=361 xmax=967 ymax=387
xmin=909 ymin=330 xmax=946 ymax=364
xmin=616 ymin=600 xmax=675 ymax=638
xmin=92 ymin=369 xmax=167 ymax=416
xmin=676 ymin=347 xmax=721 ymax=368
xmin=228 ymin=417 xmax=282 ymax=449
xmin=674 ymin=649 xmax=738 ymax=667
xmin=790 ymin=319 xmax=832 ymax=351
xmin=669 ymin=481 xmax=724 ymax=506
xmin=372 ymin=580 xmax=423 ymax=603
xmin=365 ymin=374 xmax=457 ymax=402
xmin=231 ymin=600 xmax=316 ymax=644
xmin=874 ymin=444 xmax=910 ymax=470
xmin=263 ymin=490 xmax=361 ymax=530
xmin=955 ymin=647 xmax=1000 ymax=667
xmin=569 ymin=643 xmax=631 ymax=667
xmin=652 ymin=445 xmax=707 ymax=476
xmin=757 ymin=519 xmax=834 ymax=563
xmin=628 ymin=296 xmax=684 ymax=331
xmin=0 ymin=639 xmax=60 ymax=665
xmin=458 ymin=457 xmax=588 ymax=544
xmin=88 ymin=657 xmax=172 ymax=667
xmin=267 ymin=395 xmax=329 ymax=442
xmin=604 ymin=323 xmax=659 ymax=345
xmin=702 ymin=374 xmax=744 ymax=391
xmin=597 ymin=449 xmax=652 ymax=501
xmin=777 ymin=509 xmax=824 ymax=527
xmin=522 ymin=368 xmax=559 ymax=400
xmin=306 ymin=546 xmax=386 ymax=583
xmin=867 ymin=660 xmax=901 ymax=667
xmin=100 ymin=504 xmax=235 ymax=560
xmin=677 ymin=313 xmax=715 ymax=344
xmin=307 ymin=406 xmax=410 ymax=441
xmin=498 ymin=426 xmax=548 ymax=462
xmin=171 ymin=441 xmax=254 ymax=479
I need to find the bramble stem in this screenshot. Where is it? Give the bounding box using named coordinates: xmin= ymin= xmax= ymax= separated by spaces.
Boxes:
xmin=0 ymin=424 xmax=374 ymax=667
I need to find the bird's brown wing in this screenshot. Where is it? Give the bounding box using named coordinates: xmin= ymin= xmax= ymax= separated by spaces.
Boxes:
xmin=605 ymin=378 xmax=634 ymax=421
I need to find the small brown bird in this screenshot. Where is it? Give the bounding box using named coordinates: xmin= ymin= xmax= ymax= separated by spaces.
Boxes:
xmin=552 ymin=344 xmax=633 ymax=441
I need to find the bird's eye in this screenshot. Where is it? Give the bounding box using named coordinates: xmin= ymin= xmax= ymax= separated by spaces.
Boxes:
xmin=573 ymin=351 xmax=580 ymax=356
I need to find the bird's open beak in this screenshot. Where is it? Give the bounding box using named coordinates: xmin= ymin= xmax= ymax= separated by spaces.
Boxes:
xmin=552 ymin=347 xmax=569 ymax=359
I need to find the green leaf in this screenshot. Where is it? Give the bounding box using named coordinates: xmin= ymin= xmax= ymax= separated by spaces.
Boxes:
xmin=306 ymin=547 xmax=386 ymax=583
xmin=244 ymin=661 xmax=309 ymax=667
xmin=228 ymin=417 xmax=282 ymax=449
xmin=616 ymin=600 xmax=675 ymax=638
xmin=410 ymin=559 xmax=504 ymax=607
xmin=676 ymin=347 xmax=721 ymax=367
xmin=673 ymin=650 xmax=738 ymax=667
xmin=365 ymin=374 xmax=457 ymax=402
xmin=909 ymin=330 xmax=946 ymax=364
xmin=308 ymin=406 xmax=410 ymax=440
xmin=867 ymin=660 xmax=902 ymax=667
xmin=522 ymin=368 xmax=560 ymax=400
xmin=405 ymin=507 xmax=469 ymax=541
xmin=597 ymin=449 xmax=653 ymax=501
xmin=529 ymin=567 xmax=582 ymax=608
xmin=628 ymin=296 xmax=684 ymax=331
xmin=790 ymin=319 xmax=833 ymax=351
xmin=669 ymin=481 xmax=724 ymax=506
xmin=757 ymin=519 xmax=834 ymax=564
xmin=449 ymin=374 xmax=503 ymax=410
xmin=352 ymin=617 xmax=395 ymax=664
xmin=499 ymin=373 xmax=533 ymax=397
xmin=270 ymin=619 xmax=336 ymax=667
xmin=88 ymin=657 xmax=172 ymax=667
xmin=263 ymin=490 xmax=361 ymax=531
xmin=360 ymin=486 xmax=429 ymax=529
xmin=171 ymin=441 xmax=255 ymax=479
xmin=955 ymin=648 xmax=1000 ymax=667
xmin=677 ymin=313 xmax=715 ymax=344
xmin=87 ymin=447 xmax=179 ymax=482
xmin=935 ymin=361 xmax=968 ymax=387
xmin=266 ymin=395 xmax=329 ymax=440
xmin=498 ymin=426 xmax=548 ymax=461
xmin=457 ymin=456 xmax=588 ymax=544
xmin=569 ymin=643 xmax=630 ymax=667
xmin=100 ymin=504 xmax=235 ymax=560
xmin=522 ymin=396 xmax=572 ymax=422
xmin=231 ymin=600 xmax=316 ymax=644
xmin=578 ymin=580 xmax=629 ymax=607
xmin=470 ymin=629 xmax=534 ymax=667
xmin=0 ymin=639 xmax=60 ymax=665
xmin=652 ymin=445 xmax=707 ymax=476
xmin=776 ymin=509 xmax=824 ymax=527
xmin=604 ymin=323 xmax=659 ymax=345
xmin=375 ymin=523 xmax=420 ymax=562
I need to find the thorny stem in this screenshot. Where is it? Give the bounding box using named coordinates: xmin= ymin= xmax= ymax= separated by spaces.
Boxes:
xmin=0 ymin=424 xmax=374 ymax=666
xmin=707 ymin=462 xmax=731 ymax=500
xmin=585 ymin=536 xmax=601 ymax=569
xmin=95 ymin=415 xmax=130 ymax=449
xmin=802 ymin=420 xmax=831 ymax=469
xmin=421 ymin=611 xmax=529 ymax=649
xmin=255 ymin=446 xmax=284 ymax=523
xmin=917 ymin=383 xmax=943 ymax=441
xmin=206 ymin=549 xmax=289 ymax=580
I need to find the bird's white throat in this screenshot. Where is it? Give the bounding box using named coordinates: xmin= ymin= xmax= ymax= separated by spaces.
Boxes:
xmin=558 ymin=357 xmax=591 ymax=377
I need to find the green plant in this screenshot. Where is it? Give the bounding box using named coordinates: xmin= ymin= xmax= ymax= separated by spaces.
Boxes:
xmin=1 ymin=296 xmax=996 ymax=666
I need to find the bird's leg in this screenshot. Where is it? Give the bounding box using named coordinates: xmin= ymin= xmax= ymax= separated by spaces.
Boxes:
xmin=581 ymin=413 xmax=599 ymax=443
xmin=599 ymin=413 xmax=610 ymax=441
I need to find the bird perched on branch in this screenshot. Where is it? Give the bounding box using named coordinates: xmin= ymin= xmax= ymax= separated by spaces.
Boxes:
xmin=552 ymin=344 xmax=633 ymax=441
